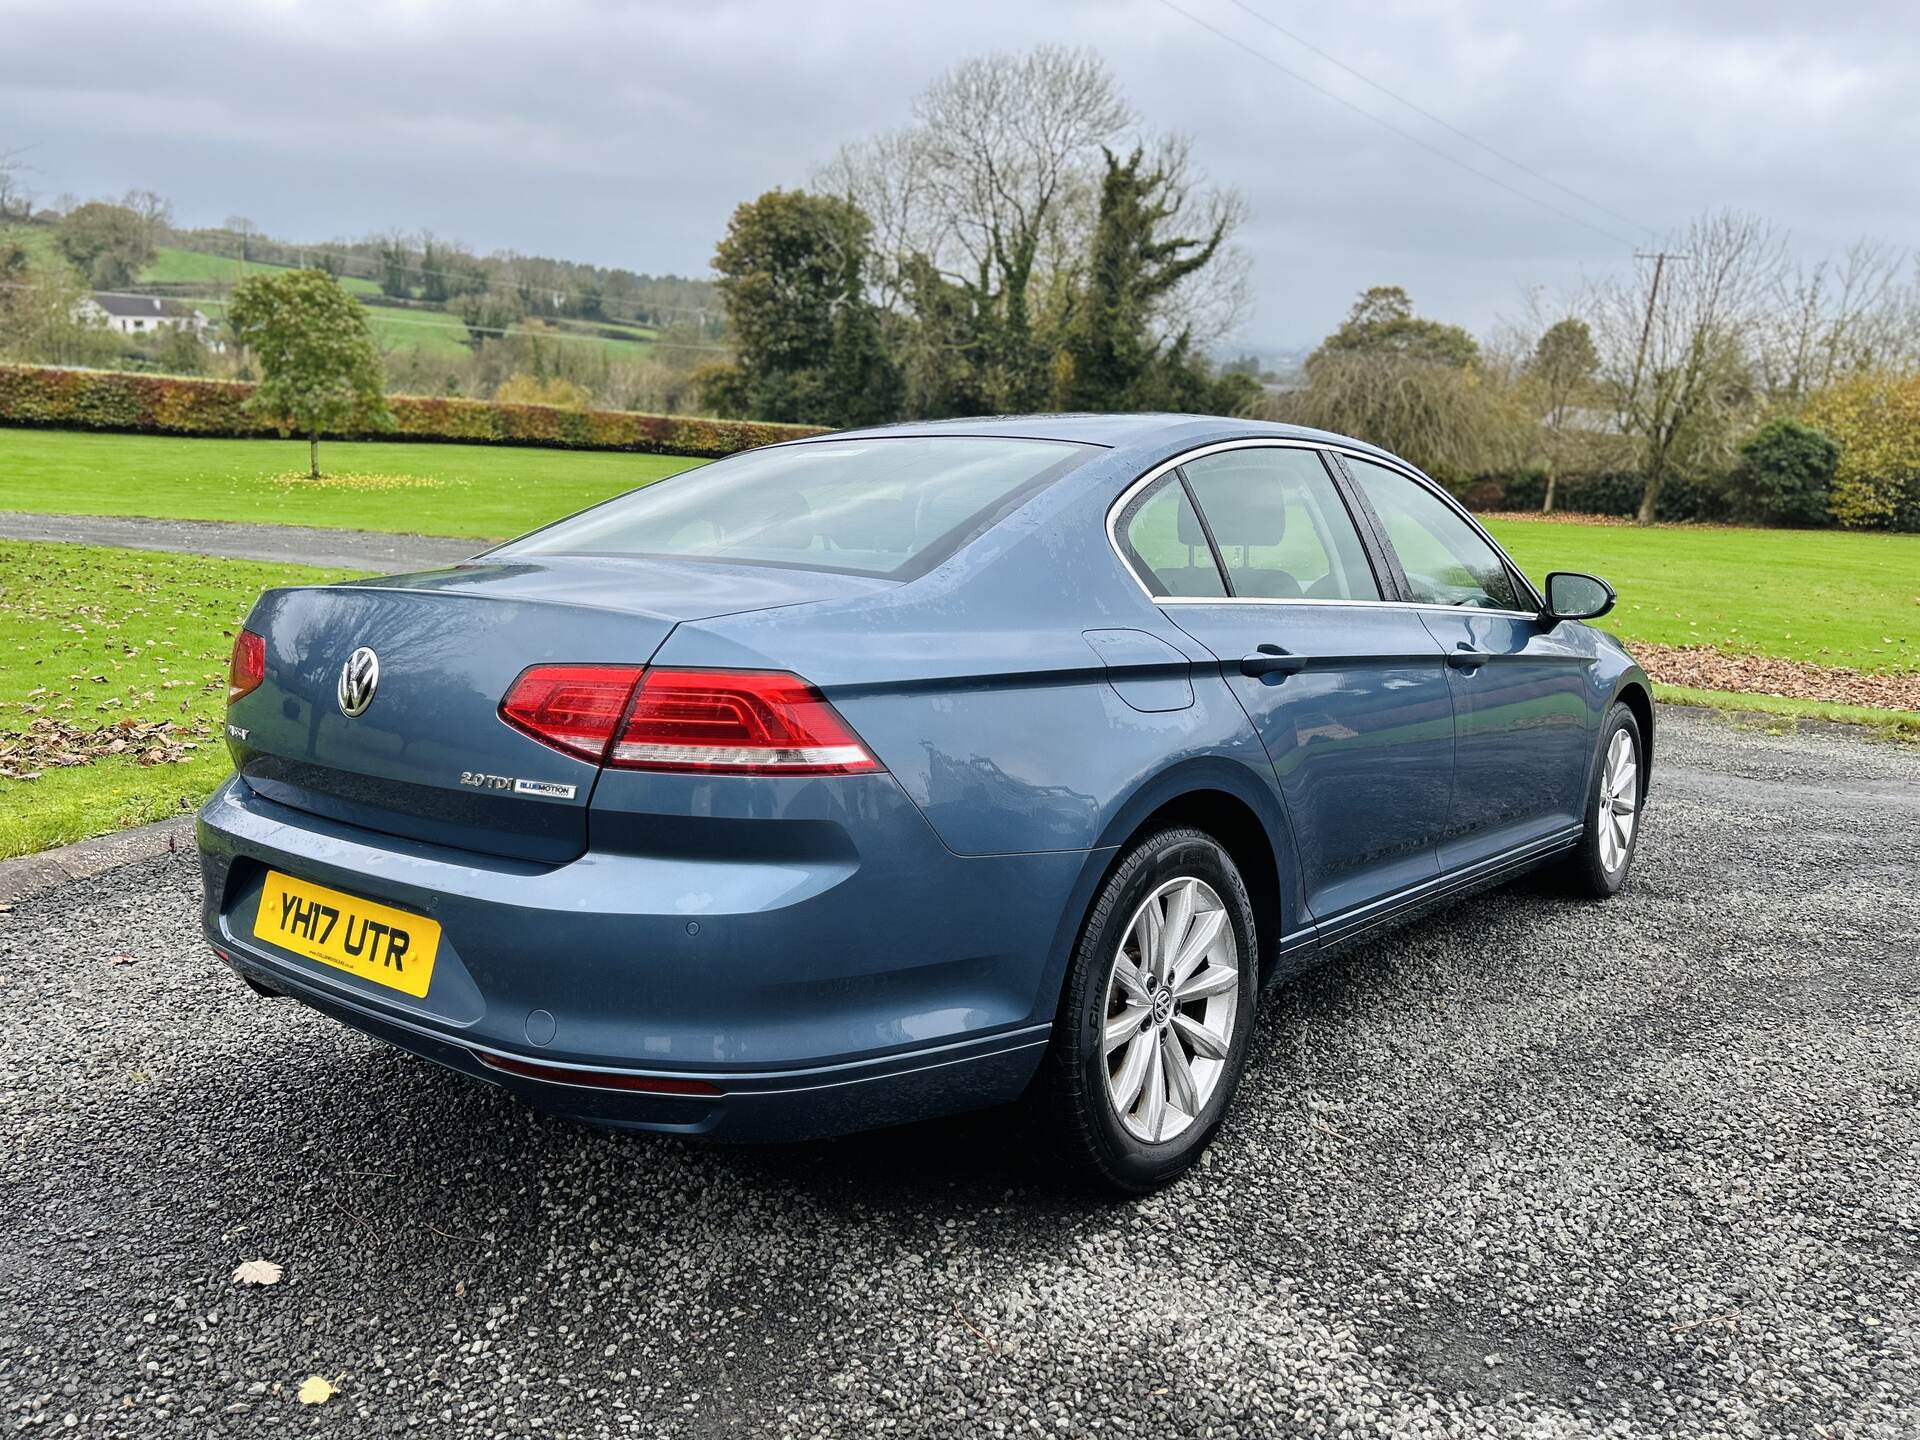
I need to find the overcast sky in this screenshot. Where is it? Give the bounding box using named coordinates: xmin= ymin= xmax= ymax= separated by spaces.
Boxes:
xmin=4 ymin=0 xmax=1915 ymax=350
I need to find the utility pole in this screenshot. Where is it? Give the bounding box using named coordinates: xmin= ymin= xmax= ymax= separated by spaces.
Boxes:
xmin=1625 ymin=250 xmax=1687 ymax=427
xmin=1625 ymin=250 xmax=1690 ymax=524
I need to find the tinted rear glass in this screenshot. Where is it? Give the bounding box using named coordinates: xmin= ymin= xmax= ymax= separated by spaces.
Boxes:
xmin=494 ymin=437 xmax=1095 ymax=578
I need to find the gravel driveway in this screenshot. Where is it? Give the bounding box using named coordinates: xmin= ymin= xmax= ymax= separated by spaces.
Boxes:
xmin=1 ymin=707 xmax=1915 ymax=1438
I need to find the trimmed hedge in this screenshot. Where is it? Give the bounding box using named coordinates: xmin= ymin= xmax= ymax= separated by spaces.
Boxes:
xmin=0 ymin=364 xmax=826 ymax=458
xmin=1472 ymin=467 xmax=1731 ymax=523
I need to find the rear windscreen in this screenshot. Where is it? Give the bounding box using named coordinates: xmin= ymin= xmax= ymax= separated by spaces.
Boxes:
xmin=493 ymin=436 xmax=1096 ymax=579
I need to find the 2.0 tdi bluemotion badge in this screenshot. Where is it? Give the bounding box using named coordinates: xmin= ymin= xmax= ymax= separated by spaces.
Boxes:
xmin=199 ymin=415 xmax=1650 ymax=1191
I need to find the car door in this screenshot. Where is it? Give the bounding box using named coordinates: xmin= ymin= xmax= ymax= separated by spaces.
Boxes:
xmin=1114 ymin=442 xmax=1454 ymax=925
xmin=1339 ymin=455 xmax=1595 ymax=870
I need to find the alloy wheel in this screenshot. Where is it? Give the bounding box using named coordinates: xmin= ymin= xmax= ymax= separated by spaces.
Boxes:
xmin=1597 ymin=727 xmax=1639 ymax=872
xmin=1102 ymin=876 xmax=1241 ymax=1144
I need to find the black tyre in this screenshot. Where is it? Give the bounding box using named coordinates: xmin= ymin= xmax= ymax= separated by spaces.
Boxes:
xmin=1561 ymin=701 xmax=1645 ymax=898
xmin=1034 ymin=827 xmax=1259 ymax=1193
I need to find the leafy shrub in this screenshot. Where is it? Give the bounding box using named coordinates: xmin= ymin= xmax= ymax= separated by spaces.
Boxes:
xmin=1803 ymin=373 xmax=1920 ymax=531
xmin=0 ymin=364 xmax=824 ymax=458
xmin=1726 ymin=418 xmax=1837 ymax=527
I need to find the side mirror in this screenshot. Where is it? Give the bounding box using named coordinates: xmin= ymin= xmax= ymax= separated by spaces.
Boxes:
xmin=1543 ymin=571 xmax=1616 ymax=622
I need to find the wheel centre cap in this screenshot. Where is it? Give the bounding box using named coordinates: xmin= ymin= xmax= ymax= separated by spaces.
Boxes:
xmin=1151 ymin=987 xmax=1176 ymax=1027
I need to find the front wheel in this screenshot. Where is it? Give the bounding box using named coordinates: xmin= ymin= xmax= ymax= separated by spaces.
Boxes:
xmin=1562 ymin=702 xmax=1645 ymax=898
xmin=1033 ymin=827 xmax=1259 ymax=1193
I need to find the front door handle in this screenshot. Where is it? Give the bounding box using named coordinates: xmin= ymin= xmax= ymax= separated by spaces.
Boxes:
xmin=1240 ymin=644 xmax=1310 ymax=678
xmin=1445 ymin=649 xmax=1493 ymax=671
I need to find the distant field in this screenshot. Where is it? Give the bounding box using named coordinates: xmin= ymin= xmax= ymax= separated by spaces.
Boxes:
xmin=0 ymin=540 xmax=354 ymax=857
xmin=1484 ymin=518 xmax=1918 ymax=674
xmin=0 ymin=427 xmax=700 ymax=537
xmin=139 ymin=247 xmax=382 ymax=295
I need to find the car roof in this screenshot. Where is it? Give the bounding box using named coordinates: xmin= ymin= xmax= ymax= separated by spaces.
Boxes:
xmin=819 ymin=412 xmax=1407 ymax=465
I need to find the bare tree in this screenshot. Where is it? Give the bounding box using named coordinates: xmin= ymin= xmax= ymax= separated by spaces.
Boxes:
xmin=0 ymin=145 xmax=32 ymax=222
xmin=1759 ymin=239 xmax=1919 ymax=401
xmin=1591 ymin=210 xmax=1785 ymax=522
xmin=122 ymin=188 xmax=174 ymax=255
xmin=815 ymin=44 xmax=1252 ymax=405
xmin=912 ymin=46 xmax=1133 ymax=306
xmin=815 ymin=128 xmax=942 ymax=312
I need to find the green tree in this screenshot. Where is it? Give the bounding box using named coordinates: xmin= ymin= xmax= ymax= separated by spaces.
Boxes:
xmin=1526 ymin=317 xmax=1599 ymax=512
xmin=456 ymin=290 xmax=521 ymax=351
xmin=1308 ymin=286 xmax=1480 ymax=370
xmin=56 ymin=201 xmax=155 ymax=288
xmin=376 ymin=234 xmax=413 ymax=298
xmin=1285 ymin=287 xmax=1515 ymax=481
xmin=710 ymin=188 xmax=896 ymax=425
xmin=1057 ymin=147 xmax=1227 ymax=411
xmin=227 ymin=270 xmax=392 ymax=479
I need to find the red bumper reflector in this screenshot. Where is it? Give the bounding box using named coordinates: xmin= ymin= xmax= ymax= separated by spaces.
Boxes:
xmin=475 ymin=1051 xmax=722 ymax=1096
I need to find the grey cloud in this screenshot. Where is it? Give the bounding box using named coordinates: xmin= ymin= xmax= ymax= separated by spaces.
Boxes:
xmin=3 ymin=0 xmax=1914 ymax=347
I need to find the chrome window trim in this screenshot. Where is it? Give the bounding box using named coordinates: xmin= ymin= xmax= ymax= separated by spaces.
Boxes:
xmin=1105 ymin=436 xmax=1546 ymax=617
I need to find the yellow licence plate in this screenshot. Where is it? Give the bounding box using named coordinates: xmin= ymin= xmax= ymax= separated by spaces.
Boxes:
xmin=253 ymin=871 xmax=442 ymax=999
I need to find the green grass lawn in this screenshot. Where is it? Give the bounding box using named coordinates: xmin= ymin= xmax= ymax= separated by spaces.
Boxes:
xmin=0 ymin=541 xmax=355 ymax=858
xmin=0 ymin=428 xmax=701 ymax=538
xmin=1485 ymin=518 xmax=1919 ymax=673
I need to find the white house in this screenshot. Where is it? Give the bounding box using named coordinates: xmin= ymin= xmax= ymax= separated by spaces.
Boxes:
xmin=75 ymin=292 xmax=218 ymax=342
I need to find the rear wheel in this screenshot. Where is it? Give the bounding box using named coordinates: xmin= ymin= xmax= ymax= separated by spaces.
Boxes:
xmin=1562 ymin=702 xmax=1645 ymax=898
xmin=1034 ymin=827 xmax=1258 ymax=1193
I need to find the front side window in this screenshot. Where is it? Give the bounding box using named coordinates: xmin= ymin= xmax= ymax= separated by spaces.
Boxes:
xmin=1180 ymin=447 xmax=1380 ymax=601
xmin=1118 ymin=474 xmax=1227 ymax=597
xmin=495 ymin=437 xmax=1093 ymax=579
xmin=1344 ymin=457 xmax=1523 ymax=610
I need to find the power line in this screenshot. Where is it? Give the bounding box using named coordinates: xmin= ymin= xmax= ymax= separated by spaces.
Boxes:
xmin=1219 ymin=0 xmax=1652 ymax=238
xmin=1149 ymin=0 xmax=1643 ymax=250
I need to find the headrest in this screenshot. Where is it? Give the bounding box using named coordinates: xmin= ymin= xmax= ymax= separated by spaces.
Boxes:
xmin=842 ymin=496 xmax=918 ymax=554
xmin=1180 ymin=464 xmax=1288 ymax=547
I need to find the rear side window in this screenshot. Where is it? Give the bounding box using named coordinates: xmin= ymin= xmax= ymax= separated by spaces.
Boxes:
xmin=1181 ymin=448 xmax=1380 ymax=601
xmin=1344 ymin=457 xmax=1523 ymax=610
xmin=1118 ymin=474 xmax=1228 ymax=598
xmin=496 ymin=437 xmax=1094 ymax=579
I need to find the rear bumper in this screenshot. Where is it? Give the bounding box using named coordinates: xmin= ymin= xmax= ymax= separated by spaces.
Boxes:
xmin=197 ymin=775 xmax=1088 ymax=1140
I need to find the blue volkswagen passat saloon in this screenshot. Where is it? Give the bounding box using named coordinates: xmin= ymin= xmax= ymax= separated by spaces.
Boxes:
xmin=199 ymin=415 xmax=1649 ymax=1191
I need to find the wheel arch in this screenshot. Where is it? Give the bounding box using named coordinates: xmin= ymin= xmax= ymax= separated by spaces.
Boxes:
xmin=1069 ymin=757 xmax=1300 ymax=989
xmin=1612 ymin=675 xmax=1655 ymax=796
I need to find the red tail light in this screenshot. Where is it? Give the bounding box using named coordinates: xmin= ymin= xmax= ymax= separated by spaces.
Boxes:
xmin=227 ymin=629 xmax=265 ymax=704
xmin=500 ymin=664 xmax=645 ymax=762
xmin=611 ymin=669 xmax=880 ymax=775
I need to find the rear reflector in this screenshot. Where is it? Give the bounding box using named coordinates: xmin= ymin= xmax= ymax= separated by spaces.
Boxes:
xmin=610 ymin=669 xmax=881 ymax=775
xmin=475 ymin=1051 xmax=723 ymax=1096
xmin=227 ymin=629 xmax=265 ymax=704
xmin=500 ymin=664 xmax=646 ymax=762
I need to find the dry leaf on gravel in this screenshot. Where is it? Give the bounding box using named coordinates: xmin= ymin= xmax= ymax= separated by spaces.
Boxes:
xmin=1630 ymin=643 xmax=1920 ymax=711
xmin=296 ymin=1375 xmax=337 ymax=1405
xmin=232 ymin=1259 xmax=283 ymax=1286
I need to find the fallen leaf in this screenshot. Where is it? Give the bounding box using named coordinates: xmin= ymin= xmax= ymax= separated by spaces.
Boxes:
xmin=296 ymin=1376 xmax=336 ymax=1406
xmin=232 ymin=1259 xmax=283 ymax=1286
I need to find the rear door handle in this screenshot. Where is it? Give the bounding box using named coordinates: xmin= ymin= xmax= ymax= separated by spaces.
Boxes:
xmin=1240 ymin=644 xmax=1310 ymax=678
xmin=1445 ymin=649 xmax=1493 ymax=671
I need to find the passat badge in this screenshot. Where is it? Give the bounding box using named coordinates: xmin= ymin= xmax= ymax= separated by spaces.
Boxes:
xmin=337 ymin=646 xmax=380 ymax=717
